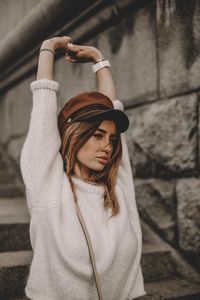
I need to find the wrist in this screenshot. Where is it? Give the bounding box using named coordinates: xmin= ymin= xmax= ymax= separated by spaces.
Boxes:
xmin=92 ymin=51 xmax=104 ymax=63
xmin=41 ymin=39 xmax=56 ymax=51
xmin=92 ymin=59 xmax=110 ymax=73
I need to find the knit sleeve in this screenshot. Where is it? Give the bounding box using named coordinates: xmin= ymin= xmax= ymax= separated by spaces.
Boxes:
xmin=20 ymin=79 xmax=63 ymax=196
xmin=113 ymin=99 xmax=134 ymax=181
xmin=113 ymin=99 xmax=143 ymax=248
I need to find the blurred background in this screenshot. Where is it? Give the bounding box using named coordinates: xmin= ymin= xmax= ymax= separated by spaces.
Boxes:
xmin=0 ymin=0 xmax=200 ymax=299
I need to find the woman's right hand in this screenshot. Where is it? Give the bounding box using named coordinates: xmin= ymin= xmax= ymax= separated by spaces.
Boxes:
xmin=40 ymin=36 xmax=72 ymax=52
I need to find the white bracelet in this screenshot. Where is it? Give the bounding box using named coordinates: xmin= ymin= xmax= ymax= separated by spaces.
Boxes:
xmin=92 ymin=60 xmax=110 ymax=73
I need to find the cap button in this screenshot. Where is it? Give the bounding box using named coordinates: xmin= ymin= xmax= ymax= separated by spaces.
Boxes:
xmin=67 ymin=117 xmax=72 ymax=123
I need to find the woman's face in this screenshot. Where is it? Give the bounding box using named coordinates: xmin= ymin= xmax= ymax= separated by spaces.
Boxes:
xmin=74 ymin=120 xmax=118 ymax=178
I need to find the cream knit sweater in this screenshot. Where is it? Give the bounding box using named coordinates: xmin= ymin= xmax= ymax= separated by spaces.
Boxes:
xmin=20 ymin=79 xmax=146 ymax=300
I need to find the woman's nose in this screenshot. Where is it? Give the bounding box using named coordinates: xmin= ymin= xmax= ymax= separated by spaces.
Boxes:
xmin=102 ymin=141 xmax=112 ymax=153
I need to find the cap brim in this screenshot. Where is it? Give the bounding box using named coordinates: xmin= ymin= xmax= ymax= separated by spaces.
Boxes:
xmin=79 ymin=109 xmax=129 ymax=133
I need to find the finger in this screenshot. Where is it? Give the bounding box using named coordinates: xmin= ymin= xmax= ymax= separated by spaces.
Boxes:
xmin=74 ymin=50 xmax=86 ymax=57
xmin=65 ymin=56 xmax=77 ymax=63
xmin=66 ymin=43 xmax=84 ymax=52
xmin=70 ymin=43 xmax=85 ymax=49
xmin=66 ymin=43 xmax=79 ymax=52
xmin=65 ymin=50 xmax=77 ymax=57
xmin=63 ymin=36 xmax=72 ymax=44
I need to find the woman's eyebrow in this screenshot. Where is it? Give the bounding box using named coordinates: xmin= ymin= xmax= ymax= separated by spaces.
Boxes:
xmin=96 ymin=128 xmax=117 ymax=137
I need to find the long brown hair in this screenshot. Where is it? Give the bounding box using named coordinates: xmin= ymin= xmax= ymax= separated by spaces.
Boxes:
xmin=59 ymin=118 xmax=122 ymax=218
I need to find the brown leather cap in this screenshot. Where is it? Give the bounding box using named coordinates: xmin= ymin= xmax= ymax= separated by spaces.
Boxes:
xmin=57 ymin=91 xmax=129 ymax=135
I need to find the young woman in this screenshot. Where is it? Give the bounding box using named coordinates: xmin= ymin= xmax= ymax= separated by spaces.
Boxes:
xmin=20 ymin=36 xmax=146 ymax=300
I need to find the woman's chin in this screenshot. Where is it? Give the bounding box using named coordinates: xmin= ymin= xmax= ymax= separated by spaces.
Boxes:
xmin=90 ymin=163 xmax=105 ymax=171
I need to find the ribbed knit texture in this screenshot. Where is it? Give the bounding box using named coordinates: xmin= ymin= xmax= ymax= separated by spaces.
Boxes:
xmin=20 ymin=79 xmax=146 ymax=300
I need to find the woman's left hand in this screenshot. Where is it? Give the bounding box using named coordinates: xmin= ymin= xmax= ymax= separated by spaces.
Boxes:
xmin=65 ymin=43 xmax=104 ymax=63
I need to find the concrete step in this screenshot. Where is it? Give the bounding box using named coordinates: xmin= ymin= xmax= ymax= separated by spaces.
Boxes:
xmin=141 ymin=244 xmax=176 ymax=281
xmin=138 ymin=277 xmax=200 ymax=299
xmin=141 ymin=219 xmax=200 ymax=284
xmin=141 ymin=219 xmax=176 ymax=282
xmin=0 ymin=223 xmax=31 ymax=252
xmin=0 ymin=197 xmax=30 ymax=224
xmin=0 ymin=199 xmax=199 ymax=299
xmin=0 ymin=170 xmax=16 ymax=184
xmin=8 ymin=297 xmax=29 ymax=300
xmin=0 ymin=197 xmax=31 ymax=252
xmin=0 ymin=251 xmax=199 ymax=300
xmin=0 ymin=183 xmax=24 ymax=197
xmin=0 ymin=195 xmax=176 ymax=281
xmin=0 ymin=250 xmax=32 ymax=299
xmin=0 ymin=160 xmax=9 ymax=169
xmin=7 ymin=297 xmax=29 ymax=300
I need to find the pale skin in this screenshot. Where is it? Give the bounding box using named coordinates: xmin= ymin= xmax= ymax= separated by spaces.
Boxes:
xmin=37 ymin=36 xmax=118 ymax=181
xmin=74 ymin=120 xmax=117 ymax=180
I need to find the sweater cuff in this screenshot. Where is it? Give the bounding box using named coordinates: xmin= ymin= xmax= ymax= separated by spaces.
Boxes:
xmin=30 ymin=79 xmax=59 ymax=92
xmin=113 ymin=99 xmax=124 ymax=112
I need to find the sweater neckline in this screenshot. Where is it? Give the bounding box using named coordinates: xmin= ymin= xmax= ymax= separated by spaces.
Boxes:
xmin=71 ymin=175 xmax=105 ymax=196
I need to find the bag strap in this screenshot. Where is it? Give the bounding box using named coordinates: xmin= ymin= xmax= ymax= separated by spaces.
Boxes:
xmin=74 ymin=200 xmax=104 ymax=300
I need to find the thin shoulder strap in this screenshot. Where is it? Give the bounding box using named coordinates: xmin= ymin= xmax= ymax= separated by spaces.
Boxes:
xmin=69 ymin=175 xmax=104 ymax=300
xmin=74 ymin=200 xmax=104 ymax=300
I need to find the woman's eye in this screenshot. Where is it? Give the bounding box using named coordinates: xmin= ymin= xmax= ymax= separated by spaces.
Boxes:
xmin=93 ymin=134 xmax=103 ymax=139
xmin=93 ymin=134 xmax=118 ymax=143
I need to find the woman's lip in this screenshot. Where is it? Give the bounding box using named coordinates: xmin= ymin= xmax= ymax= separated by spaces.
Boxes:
xmin=96 ymin=157 xmax=108 ymax=164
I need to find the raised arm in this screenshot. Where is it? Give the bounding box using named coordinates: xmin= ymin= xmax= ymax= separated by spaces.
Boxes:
xmin=20 ymin=37 xmax=71 ymax=201
xmin=91 ymin=48 xmax=117 ymax=100
xmin=95 ymin=67 xmax=117 ymax=101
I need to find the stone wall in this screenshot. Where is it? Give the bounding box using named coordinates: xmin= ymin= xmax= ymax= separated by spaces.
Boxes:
xmin=0 ymin=0 xmax=200 ymax=267
xmin=0 ymin=0 xmax=40 ymax=40
xmin=127 ymin=0 xmax=200 ymax=268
